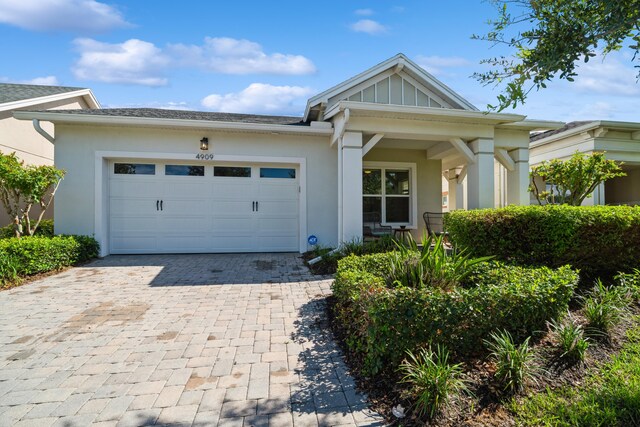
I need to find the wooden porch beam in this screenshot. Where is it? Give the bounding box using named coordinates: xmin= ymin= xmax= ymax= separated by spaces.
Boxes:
xmin=362 ymin=134 xmax=384 ymax=156
xmin=494 ymin=148 xmax=516 ymax=172
xmin=449 ymin=137 xmax=476 ymax=164
xmin=457 ymin=165 xmax=467 ymax=184
xmin=330 ymin=108 xmax=350 ymax=147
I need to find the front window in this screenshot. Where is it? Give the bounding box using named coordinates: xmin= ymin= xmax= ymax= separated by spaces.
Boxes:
xmin=363 ymin=167 xmax=412 ymax=225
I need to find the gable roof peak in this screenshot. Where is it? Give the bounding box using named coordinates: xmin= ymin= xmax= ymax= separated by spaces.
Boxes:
xmin=303 ymin=53 xmax=477 ymax=121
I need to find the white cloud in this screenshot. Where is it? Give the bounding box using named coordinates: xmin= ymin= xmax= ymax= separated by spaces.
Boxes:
xmin=350 ymin=19 xmax=388 ymax=35
xmin=0 ymin=76 xmax=60 ymax=85
xmin=169 ymin=37 xmax=315 ymax=75
xmin=0 ymin=0 xmax=129 ymax=32
xmin=354 ymin=8 xmax=374 ymax=16
xmin=201 ymin=83 xmax=314 ymax=115
xmin=572 ymin=54 xmax=640 ymax=96
xmin=72 ymin=38 xmax=170 ymax=86
xmin=415 ymin=55 xmax=472 ymax=75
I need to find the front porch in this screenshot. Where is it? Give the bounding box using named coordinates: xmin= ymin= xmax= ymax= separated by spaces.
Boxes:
xmin=328 ymin=102 xmax=557 ymax=242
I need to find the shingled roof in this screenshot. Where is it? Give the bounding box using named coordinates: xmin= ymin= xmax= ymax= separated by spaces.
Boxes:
xmin=530 ymin=121 xmax=593 ymax=142
xmin=0 ymin=83 xmax=88 ymax=104
xmin=31 ymin=108 xmax=309 ymax=126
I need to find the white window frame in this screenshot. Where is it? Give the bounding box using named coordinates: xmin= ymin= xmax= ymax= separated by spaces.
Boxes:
xmin=363 ymin=161 xmax=418 ymax=229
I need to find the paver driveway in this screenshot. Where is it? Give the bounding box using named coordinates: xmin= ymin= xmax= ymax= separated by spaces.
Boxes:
xmin=0 ymin=254 xmax=384 ymax=426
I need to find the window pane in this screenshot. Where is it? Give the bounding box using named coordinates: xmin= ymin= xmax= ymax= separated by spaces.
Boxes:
xmin=386 ymin=198 xmax=409 ymax=223
xmin=114 ymin=163 xmax=155 ymax=175
xmin=214 ymin=166 xmax=251 ymax=177
xmin=260 ymin=168 xmax=295 ymax=179
xmin=165 ymin=165 xmax=204 ymax=176
xmin=385 ymin=170 xmax=410 ymax=195
xmin=363 ymin=169 xmax=382 ymax=195
xmin=363 ymin=197 xmax=382 ymax=221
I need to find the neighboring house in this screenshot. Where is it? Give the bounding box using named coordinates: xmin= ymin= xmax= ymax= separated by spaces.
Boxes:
xmin=530 ymin=121 xmax=640 ymax=206
xmin=14 ymin=54 xmax=560 ymax=256
xmin=0 ymin=83 xmax=100 ymax=225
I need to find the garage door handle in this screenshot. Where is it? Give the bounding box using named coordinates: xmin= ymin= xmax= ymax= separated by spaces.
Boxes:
xmin=252 ymin=201 xmax=255 ymax=211
xmin=160 ymin=200 xmax=163 ymax=211
xmin=256 ymin=201 xmax=259 ymax=211
xmin=156 ymin=200 xmax=159 ymax=211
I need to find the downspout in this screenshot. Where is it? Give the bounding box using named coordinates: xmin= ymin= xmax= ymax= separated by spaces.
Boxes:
xmin=32 ymin=119 xmax=55 ymax=144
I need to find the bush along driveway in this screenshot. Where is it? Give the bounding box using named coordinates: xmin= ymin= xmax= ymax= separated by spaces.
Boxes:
xmin=0 ymin=253 xmax=384 ymax=426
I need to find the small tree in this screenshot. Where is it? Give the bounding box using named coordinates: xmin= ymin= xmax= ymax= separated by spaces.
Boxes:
xmin=0 ymin=152 xmax=65 ymax=236
xmin=530 ymin=152 xmax=625 ymax=206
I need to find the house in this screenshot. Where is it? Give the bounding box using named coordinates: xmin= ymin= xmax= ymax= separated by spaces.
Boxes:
xmin=530 ymin=121 xmax=640 ymax=206
xmin=13 ymin=54 xmax=560 ymax=256
xmin=0 ymin=83 xmax=100 ymax=224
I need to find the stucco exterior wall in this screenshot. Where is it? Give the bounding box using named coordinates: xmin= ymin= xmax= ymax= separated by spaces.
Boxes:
xmin=606 ymin=168 xmax=640 ymax=206
xmin=364 ymin=147 xmax=442 ymax=239
xmin=0 ymin=97 xmax=89 ymax=226
xmin=53 ymin=124 xmax=338 ymax=252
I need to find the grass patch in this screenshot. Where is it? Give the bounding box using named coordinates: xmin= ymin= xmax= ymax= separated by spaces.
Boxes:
xmin=512 ymin=316 xmax=640 ymax=426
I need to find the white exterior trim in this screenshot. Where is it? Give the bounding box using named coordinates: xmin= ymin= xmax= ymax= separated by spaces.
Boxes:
xmin=94 ymin=151 xmax=307 ymax=257
xmin=363 ymin=161 xmax=418 ymax=229
xmin=1 ymin=89 xmax=100 ymax=111
xmin=14 ymin=111 xmax=333 ymax=136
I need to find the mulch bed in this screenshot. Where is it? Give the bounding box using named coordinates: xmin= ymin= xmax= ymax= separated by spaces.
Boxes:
xmin=326 ymin=294 xmax=638 ymax=426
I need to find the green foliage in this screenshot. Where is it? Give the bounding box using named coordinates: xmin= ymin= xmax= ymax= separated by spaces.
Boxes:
xmin=474 ymin=0 xmax=640 ymax=111
xmin=386 ymin=234 xmax=492 ymax=290
xmin=332 ymin=253 xmax=577 ymax=376
xmin=0 ymin=152 xmax=65 ymax=236
xmin=444 ymin=205 xmax=640 ymax=281
xmin=549 ymin=316 xmax=589 ymax=363
xmin=0 ymin=219 xmax=54 ymax=239
xmin=512 ymin=318 xmax=640 ymax=426
xmin=399 ymin=345 xmax=467 ymax=419
xmin=530 ymin=152 xmax=625 ymax=206
xmin=312 ymin=235 xmax=396 ymax=274
xmin=485 ymin=330 xmax=537 ymax=394
xmin=0 ymin=235 xmax=99 ymax=286
xmin=582 ymin=280 xmax=629 ymax=337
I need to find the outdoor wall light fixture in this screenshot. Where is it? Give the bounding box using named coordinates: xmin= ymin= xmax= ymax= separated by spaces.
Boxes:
xmin=200 ymin=137 xmax=209 ymax=150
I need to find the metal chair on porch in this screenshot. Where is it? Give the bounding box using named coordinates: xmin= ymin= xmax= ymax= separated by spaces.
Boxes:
xmin=363 ymin=212 xmax=392 ymax=239
xmin=423 ymin=211 xmax=449 ymax=242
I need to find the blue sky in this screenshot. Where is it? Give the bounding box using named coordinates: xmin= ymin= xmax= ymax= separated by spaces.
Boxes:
xmin=1 ymin=0 xmax=639 ymax=122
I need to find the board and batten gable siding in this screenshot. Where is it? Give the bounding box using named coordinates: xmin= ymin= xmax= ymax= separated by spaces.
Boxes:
xmin=53 ymin=124 xmax=338 ymax=251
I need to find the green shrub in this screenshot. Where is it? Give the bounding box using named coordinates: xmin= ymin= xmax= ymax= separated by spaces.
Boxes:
xmin=485 ymin=330 xmax=537 ymax=394
xmin=582 ymin=280 xmax=629 ymax=337
xmin=549 ymin=316 xmax=589 ymax=363
xmin=0 ymin=219 xmax=54 ymax=239
xmin=399 ymin=345 xmax=467 ymax=419
xmin=0 ymin=235 xmax=99 ymax=285
xmin=386 ymin=234 xmax=492 ymax=290
xmin=444 ymin=205 xmax=640 ymax=281
xmin=332 ymin=254 xmax=578 ymax=375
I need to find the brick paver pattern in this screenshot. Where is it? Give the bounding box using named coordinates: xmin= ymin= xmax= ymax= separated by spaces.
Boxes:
xmin=0 ymin=253 xmax=385 ymax=426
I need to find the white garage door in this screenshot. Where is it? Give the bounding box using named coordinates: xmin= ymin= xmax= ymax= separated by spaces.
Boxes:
xmin=109 ymin=161 xmax=299 ymax=254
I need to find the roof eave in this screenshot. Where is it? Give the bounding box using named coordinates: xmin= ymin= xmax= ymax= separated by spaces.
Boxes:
xmin=12 ymin=111 xmax=334 ymax=136
xmin=496 ymin=120 xmax=565 ymax=132
xmin=324 ymin=101 xmax=525 ymax=124
xmin=0 ymin=88 xmax=100 ymax=112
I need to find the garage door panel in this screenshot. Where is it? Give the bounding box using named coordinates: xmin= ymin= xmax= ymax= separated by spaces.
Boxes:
xmin=159 ymin=216 xmax=210 ymax=232
xmin=212 ymin=216 xmax=256 ymax=232
xmin=158 ymin=235 xmax=208 ymax=252
xmin=258 ymin=217 xmax=298 ymax=232
xmin=211 ymin=200 xmax=252 ymax=214
xmin=163 ymin=181 xmax=209 ymax=198
xmin=212 ymin=181 xmax=255 ymax=198
xmin=257 ymin=200 xmax=298 ymax=215
xmin=110 ymin=198 xmax=156 ymax=216
xmin=209 ymin=237 xmax=255 ymax=251
xmin=111 ymin=216 xmax=158 ymax=233
xmin=258 ymin=184 xmax=298 ymax=199
xmin=110 ymin=180 xmax=157 ymax=197
xmin=161 ymin=199 xmax=209 ymax=215
xmin=111 ymin=236 xmax=158 ymax=252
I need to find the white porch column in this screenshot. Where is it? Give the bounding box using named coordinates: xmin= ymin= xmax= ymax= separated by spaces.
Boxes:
xmin=447 ymin=168 xmax=464 ymax=211
xmin=467 ymin=138 xmax=495 ymax=209
xmin=506 ymin=148 xmax=530 ymax=206
xmin=340 ymin=131 xmax=363 ymax=242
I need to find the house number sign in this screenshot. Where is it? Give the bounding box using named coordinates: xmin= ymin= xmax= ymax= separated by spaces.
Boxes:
xmin=195 ymin=153 xmax=214 ymax=160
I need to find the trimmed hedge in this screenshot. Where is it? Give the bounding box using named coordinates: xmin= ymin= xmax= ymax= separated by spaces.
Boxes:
xmin=445 ymin=205 xmax=640 ymax=281
xmin=332 ymin=253 xmax=578 ymax=376
xmin=0 ymin=235 xmax=99 ymax=284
